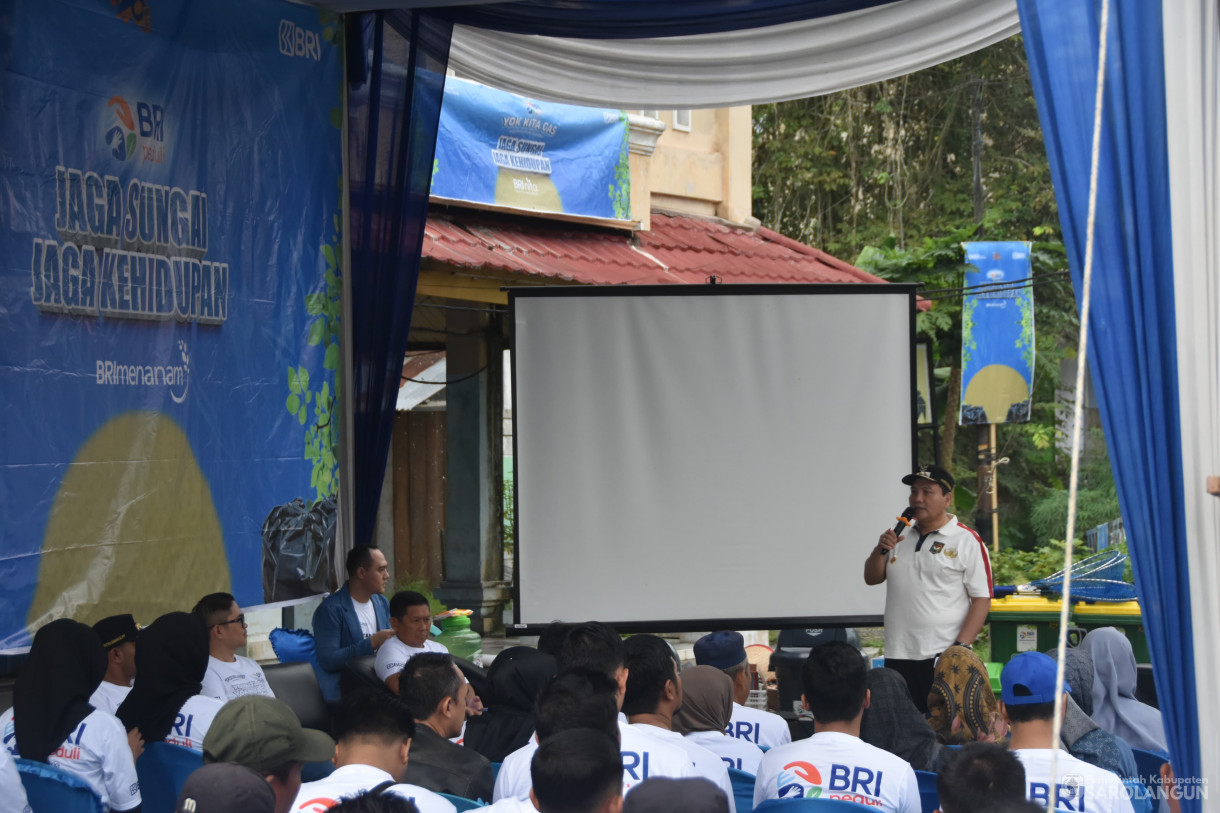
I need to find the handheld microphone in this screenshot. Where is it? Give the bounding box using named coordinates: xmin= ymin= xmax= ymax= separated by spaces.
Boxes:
xmin=893 ymin=506 xmax=917 ymax=536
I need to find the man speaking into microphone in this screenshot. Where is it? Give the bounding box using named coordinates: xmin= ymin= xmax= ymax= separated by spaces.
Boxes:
xmin=863 ymin=464 xmax=993 ymax=713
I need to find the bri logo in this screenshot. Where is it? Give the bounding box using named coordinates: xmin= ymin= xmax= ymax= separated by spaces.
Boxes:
xmin=279 ymin=19 xmax=321 ymax=61
xmin=105 ymin=96 xmax=166 ymax=163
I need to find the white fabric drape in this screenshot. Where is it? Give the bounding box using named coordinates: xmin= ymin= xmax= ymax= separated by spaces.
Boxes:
xmin=447 ymin=0 xmax=1019 ymax=108
xmin=1164 ymin=0 xmax=1220 ymax=794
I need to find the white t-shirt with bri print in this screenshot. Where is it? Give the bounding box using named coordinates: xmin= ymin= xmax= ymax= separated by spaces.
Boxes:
xmin=291 ymin=763 xmax=457 ymax=813
xmin=374 ymin=636 xmax=449 ymax=682
xmin=1 ymin=707 xmax=140 ymax=811
xmin=88 ymin=680 xmax=132 ymax=716
xmin=631 ymin=723 xmax=736 ymax=813
xmin=200 ymin=654 xmax=275 ymax=700
xmin=494 ymin=719 xmax=696 ymax=802
xmin=685 ymin=729 xmax=764 ymax=775
xmin=161 ymin=694 xmax=224 ymax=752
xmin=352 ymin=597 xmax=377 ymax=638
xmin=1014 ymin=748 xmax=1135 ymax=813
xmin=0 ymin=744 xmax=31 ymax=813
xmin=753 ymin=731 xmax=920 ymax=813
xmin=726 ymin=703 xmax=791 ymax=749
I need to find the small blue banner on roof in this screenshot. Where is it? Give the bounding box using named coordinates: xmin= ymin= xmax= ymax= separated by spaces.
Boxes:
xmin=960 ymin=241 xmax=1035 ymax=425
xmin=432 ymin=77 xmax=631 ymax=221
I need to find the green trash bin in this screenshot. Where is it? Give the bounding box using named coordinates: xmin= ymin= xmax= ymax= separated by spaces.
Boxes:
xmin=1072 ymin=600 xmax=1150 ymax=663
xmin=988 ymin=595 xmax=1067 ymax=663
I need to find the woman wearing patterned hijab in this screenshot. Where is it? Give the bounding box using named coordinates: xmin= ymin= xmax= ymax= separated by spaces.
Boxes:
xmin=927 ymin=645 xmax=1007 ymax=744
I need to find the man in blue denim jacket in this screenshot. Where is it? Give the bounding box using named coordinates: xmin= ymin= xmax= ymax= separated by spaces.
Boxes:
xmin=312 ymin=545 xmax=392 ymax=701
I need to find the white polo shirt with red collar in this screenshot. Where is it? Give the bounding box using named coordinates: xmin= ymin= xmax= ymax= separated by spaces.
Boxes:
xmin=882 ymin=513 xmax=992 ymax=660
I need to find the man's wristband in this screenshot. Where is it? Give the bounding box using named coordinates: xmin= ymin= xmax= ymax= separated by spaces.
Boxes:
xmin=953 ymin=640 xmax=968 ymax=648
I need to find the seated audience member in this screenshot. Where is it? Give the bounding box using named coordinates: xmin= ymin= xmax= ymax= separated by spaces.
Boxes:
xmin=203 ymin=695 xmax=336 ymax=813
xmin=860 ymin=667 xmax=944 ymax=772
xmin=928 ymin=645 xmax=1007 ymax=745
xmin=0 ymin=746 xmax=31 ymax=813
xmin=1079 ymin=628 xmax=1168 ymax=754
xmin=329 ymin=795 xmax=421 ymax=813
xmin=693 ymin=632 xmax=790 ymax=749
xmin=90 ymin=614 xmax=140 ymax=715
xmin=623 ymin=635 xmax=734 ymax=809
xmin=622 ymin=778 xmax=729 ymax=813
xmin=530 ymin=728 xmax=624 ymax=813
xmin=398 ymin=652 xmax=494 ymax=801
xmin=193 ymin=592 xmax=275 ymax=700
xmin=674 ymin=666 xmax=763 ymax=775
xmin=494 ymin=670 xmax=622 ymax=802
xmin=935 ymin=743 xmax=1026 ymax=813
xmin=536 ymin=623 xmax=573 ymax=658
xmin=1000 ymin=652 xmax=1135 ymax=813
xmin=375 ymin=592 xmax=449 ymax=694
xmin=117 ymin=611 xmax=224 ymax=753
xmin=291 ymin=688 xmax=455 ymax=813
xmin=1 ymin=619 xmax=142 ymax=812
xmin=313 ymin=546 xmax=393 ymax=702
xmin=465 ymin=646 xmax=557 ymax=762
xmin=176 ymin=763 xmax=277 ymax=813
xmin=752 ymin=641 xmax=920 ymax=813
xmin=1045 ymin=646 xmax=1140 ymax=781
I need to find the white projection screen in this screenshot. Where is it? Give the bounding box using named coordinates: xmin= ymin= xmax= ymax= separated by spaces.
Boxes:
xmin=509 ymin=285 xmax=918 ymax=631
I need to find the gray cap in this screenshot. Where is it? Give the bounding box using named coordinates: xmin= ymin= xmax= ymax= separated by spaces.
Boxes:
xmin=176 ymin=763 xmax=276 ymax=813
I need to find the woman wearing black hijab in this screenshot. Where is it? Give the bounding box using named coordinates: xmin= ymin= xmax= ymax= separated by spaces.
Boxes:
xmin=464 ymin=646 xmax=557 ymax=762
xmin=117 ymin=611 xmax=222 ymax=752
xmin=860 ymin=667 xmax=945 ymax=772
xmin=1 ymin=618 xmax=142 ymax=811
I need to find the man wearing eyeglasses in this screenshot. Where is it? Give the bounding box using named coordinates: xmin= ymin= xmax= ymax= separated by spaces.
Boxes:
xmin=193 ymin=592 xmax=276 ymax=701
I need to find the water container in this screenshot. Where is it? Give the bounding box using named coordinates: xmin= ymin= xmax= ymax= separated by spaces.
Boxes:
xmin=435 ymin=613 xmax=483 ymax=664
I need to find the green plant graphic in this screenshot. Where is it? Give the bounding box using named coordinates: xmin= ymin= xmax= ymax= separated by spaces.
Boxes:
xmin=609 ymin=111 xmax=631 ymax=219
xmin=1014 ymin=286 xmax=1036 ymax=376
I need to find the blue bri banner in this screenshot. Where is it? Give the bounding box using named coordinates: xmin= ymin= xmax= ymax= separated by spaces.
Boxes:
xmin=0 ymin=0 xmax=344 ymax=649
xmin=431 ymin=76 xmax=631 ymax=220
xmin=960 ymin=241 xmax=1035 ymax=425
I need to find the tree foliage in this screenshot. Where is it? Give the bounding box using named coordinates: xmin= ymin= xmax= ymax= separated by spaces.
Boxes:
xmin=752 ymin=35 xmax=1121 ymax=553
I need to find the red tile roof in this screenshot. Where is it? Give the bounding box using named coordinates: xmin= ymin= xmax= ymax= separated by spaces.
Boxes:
xmin=422 ymin=208 xmax=893 ymax=288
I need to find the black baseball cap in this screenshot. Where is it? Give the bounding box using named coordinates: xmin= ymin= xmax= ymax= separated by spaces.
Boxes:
xmin=901 ymin=464 xmax=955 ymax=492
xmin=176 ymin=763 xmax=276 ymax=813
xmin=92 ymin=614 xmax=140 ymax=650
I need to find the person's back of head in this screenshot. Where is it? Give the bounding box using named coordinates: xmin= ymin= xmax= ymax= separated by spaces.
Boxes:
xmin=335 ymin=688 xmax=416 ymax=746
xmin=936 ymin=743 xmax=1026 ymax=813
xmin=535 ymin=670 xmax=620 ymax=743
xmin=999 ymin=652 xmax=1068 ymax=736
xmin=622 ymin=778 xmax=729 ymax=813
xmin=557 ymin=622 xmax=624 ymax=682
xmin=398 ymin=652 xmax=466 ymax=737
xmin=328 ymin=793 xmax=421 ymax=813
xmin=801 ymin=641 xmax=868 ymax=724
xmin=192 ymin=592 xmax=237 ymax=628
xmin=692 ymin=632 xmax=749 ymax=703
xmin=622 ymin=635 xmax=679 ymax=717
xmin=537 ymin=623 xmax=573 ymax=658
xmin=530 ymin=728 xmax=623 ymax=813
xmin=175 ymin=763 xmax=277 ymax=813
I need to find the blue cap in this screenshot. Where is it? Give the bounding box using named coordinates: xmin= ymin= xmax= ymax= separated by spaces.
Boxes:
xmin=693 ymin=631 xmax=747 ymax=670
xmin=1001 ymin=652 xmax=1072 ymax=705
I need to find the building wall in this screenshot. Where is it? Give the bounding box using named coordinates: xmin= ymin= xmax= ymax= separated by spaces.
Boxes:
xmin=633 ymin=107 xmax=754 ymax=226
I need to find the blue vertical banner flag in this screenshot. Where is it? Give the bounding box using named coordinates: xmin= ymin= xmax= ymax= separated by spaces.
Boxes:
xmin=431 ymin=76 xmax=631 ymax=220
xmin=0 ymin=0 xmax=344 ymax=649
xmin=959 ymin=242 xmax=1035 ymax=425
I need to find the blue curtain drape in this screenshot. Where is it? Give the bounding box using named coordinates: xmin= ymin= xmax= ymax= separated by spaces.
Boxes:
xmin=1018 ymin=0 xmax=1199 ymax=803
xmin=347 ymin=10 xmax=451 ymax=549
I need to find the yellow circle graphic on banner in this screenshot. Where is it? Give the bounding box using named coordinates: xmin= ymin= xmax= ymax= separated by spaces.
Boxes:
xmin=27 ymin=411 xmax=230 ymax=630
xmin=962 ymin=364 xmax=1030 ymax=423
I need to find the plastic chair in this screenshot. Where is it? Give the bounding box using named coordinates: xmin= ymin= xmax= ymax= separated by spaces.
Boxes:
xmin=727 ymin=767 xmax=756 ymax=813
xmin=755 ymin=799 xmax=873 ymax=811
xmin=15 ymin=758 xmax=104 ymax=813
xmin=439 ymin=792 xmax=487 ymax=811
xmin=914 ymin=770 xmax=939 ymax=813
xmin=137 ymin=741 xmax=203 ymax=813
xmin=1131 ymin=747 xmax=1168 ymax=788
xmin=490 ymin=761 xmax=502 ymax=780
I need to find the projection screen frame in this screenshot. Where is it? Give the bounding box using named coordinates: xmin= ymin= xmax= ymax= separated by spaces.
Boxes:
xmin=507 ymin=283 xmax=920 ymax=633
